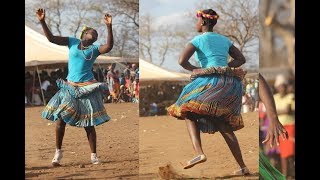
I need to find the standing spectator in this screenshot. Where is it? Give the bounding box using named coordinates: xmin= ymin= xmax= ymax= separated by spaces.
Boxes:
xmin=119 ymin=73 xmax=125 ymax=86
xmin=250 ymin=85 xmax=259 ymax=111
xmin=106 ymin=63 xmax=120 ymax=102
xmin=123 ymin=64 xmax=131 ymax=77
xmin=273 ymin=74 xmax=295 ymax=177
xmin=133 ymin=77 xmax=139 ymax=103
xmin=41 ymin=75 xmax=52 ymax=103
xmin=242 ymin=91 xmax=252 ymax=113
xmin=131 ymin=63 xmax=137 ymax=80
xmin=41 ymin=75 xmax=51 ymax=92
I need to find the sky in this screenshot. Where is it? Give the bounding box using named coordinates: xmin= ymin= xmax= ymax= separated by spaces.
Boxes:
xmin=140 ymin=0 xmax=197 ymax=72
xmin=140 ymin=0 xmax=259 ymax=72
xmin=27 ymin=0 xmax=259 ymax=72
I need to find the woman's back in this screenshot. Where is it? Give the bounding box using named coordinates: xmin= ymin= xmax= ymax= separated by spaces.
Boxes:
xmin=191 ymin=32 xmax=232 ymax=68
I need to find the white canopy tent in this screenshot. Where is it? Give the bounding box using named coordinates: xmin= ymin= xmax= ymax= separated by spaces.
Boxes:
xmin=139 ymin=58 xmax=190 ymax=82
xmin=25 ymin=25 xmax=138 ymax=71
xmin=25 ymin=25 xmax=138 ymax=105
xmin=139 ymin=58 xmax=260 ymax=85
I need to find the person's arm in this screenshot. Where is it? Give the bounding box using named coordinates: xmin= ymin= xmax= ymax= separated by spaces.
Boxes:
xmin=228 ymin=45 xmax=246 ymax=68
xmin=259 ymin=73 xmax=289 ymax=147
xmin=178 ymin=44 xmax=199 ymax=71
xmin=99 ymin=14 xmax=114 ymax=54
xmin=36 ymin=8 xmax=68 ymax=46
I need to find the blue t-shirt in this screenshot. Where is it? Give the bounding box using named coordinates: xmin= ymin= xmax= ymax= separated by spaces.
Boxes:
xmin=190 ymin=32 xmax=232 ymax=68
xmin=67 ymin=37 xmax=101 ymax=82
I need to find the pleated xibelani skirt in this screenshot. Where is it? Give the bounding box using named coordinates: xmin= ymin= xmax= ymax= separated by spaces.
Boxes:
xmin=42 ymin=79 xmax=110 ymax=127
xmin=167 ymin=67 xmax=246 ymax=134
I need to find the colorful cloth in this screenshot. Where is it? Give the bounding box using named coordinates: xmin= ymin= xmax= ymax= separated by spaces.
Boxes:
xmin=274 ymin=93 xmax=295 ymax=125
xmin=42 ymin=79 xmax=110 ymax=127
xmin=279 ymin=124 xmax=295 ymax=158
xmin=167 ymin=67 xmax=246 ymax=133
xmin=259 ymin=151 xmax=286 ymax=180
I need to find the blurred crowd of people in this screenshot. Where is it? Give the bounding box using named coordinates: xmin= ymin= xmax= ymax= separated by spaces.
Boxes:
xmin=242 ymin=77 xmax=259 ymax=113
xmin=25 ymin=63 xmax=139 ymax=106
xmin=140 ymin=76 xmax=259 ymax=117
xmin=139 ymin=82 xmax=185 ymax=116
xmin=259 ymin=73 xmax=295 ymax=178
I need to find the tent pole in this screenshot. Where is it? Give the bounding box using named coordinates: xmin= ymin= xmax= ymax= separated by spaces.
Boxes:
xmin=31 ymin=70 xmax=36 ymax=106
xmin=98 ymin=63 xmax=103 ymax=82
xmin=36 ymin=66 xmax=46 ymax=105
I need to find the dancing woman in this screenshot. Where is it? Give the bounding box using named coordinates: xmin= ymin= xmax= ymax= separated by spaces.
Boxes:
xmin=37 ymin=8 xmax=113 ymax=166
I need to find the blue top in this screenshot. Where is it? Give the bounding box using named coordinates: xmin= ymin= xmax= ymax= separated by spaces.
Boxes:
xmin=67 ymin=37 xmax=101 ymax=82
xmin=190 ymin=32 xmax=232 ymax=68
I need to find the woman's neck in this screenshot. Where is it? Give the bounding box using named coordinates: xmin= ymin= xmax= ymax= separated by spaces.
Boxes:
xmin=279 ymin=92 xmax=286 ymax=97
xmin=81 ymin=40 xmax=92 ymax=49
xmin=201 ymin=29 xmax=213 ymax=34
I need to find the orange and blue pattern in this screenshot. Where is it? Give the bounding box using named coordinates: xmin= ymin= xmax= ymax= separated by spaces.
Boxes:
xmin=167 ymin=67 xmax=246 ymax=133
xmin=42 ymin=79 xmax=110 ymax=127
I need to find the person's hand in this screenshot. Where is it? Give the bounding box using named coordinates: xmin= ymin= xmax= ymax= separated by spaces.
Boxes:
xmin=36 ymin=8 xmax=45 ymax=21
xmin=262 ymin=120 xmax=289 ymax=147
xmin=104 ymin=13 xmax=112 ymax=26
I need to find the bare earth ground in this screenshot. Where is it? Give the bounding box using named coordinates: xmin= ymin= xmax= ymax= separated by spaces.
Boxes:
xmin=25 ymin=103 xmax=139 ymax=180
xmin=139 ymin=112 xmax=259 ymax=179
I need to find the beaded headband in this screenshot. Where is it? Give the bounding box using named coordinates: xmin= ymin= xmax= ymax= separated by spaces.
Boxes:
xmin=196 ymin=10 xmax=219 ymax=20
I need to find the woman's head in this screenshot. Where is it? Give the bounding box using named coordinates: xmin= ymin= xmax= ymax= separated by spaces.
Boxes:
xmin=274 ymin=74 xmax=288 ymax=95
xmin=80 ymin=26 xmax=98 ymax=44
xmin=196 ymin=9 xmax=219 ymax=32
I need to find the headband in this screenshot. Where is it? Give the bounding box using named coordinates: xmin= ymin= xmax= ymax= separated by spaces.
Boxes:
xmin=79 ymin=25 xmax=91 ymax=39
xmin=196 ymin=10 xmax=219 ymax=20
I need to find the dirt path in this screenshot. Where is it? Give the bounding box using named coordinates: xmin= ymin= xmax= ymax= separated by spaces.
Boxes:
xmin=25 ymin=103 xmax=139 ymax=180
xmin=139 ymin=112 xmax=259 ymax=179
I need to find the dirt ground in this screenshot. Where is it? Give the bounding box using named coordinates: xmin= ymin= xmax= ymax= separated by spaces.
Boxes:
xmin=25 ymin=103 xmax=139 ymax=180
xmin=139 ymin=112 xmax=259 ymax=179
xmin=26 ymin=104 xmax=259 ymax=179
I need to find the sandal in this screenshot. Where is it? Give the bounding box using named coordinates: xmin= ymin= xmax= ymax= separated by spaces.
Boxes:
xmin=183 ymin=154 xmax=207 ymax=169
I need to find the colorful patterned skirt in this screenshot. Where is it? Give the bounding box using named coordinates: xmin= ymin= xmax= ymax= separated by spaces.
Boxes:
xmin=42 ymin=79 xmax=111 ymax=127
xmin=167 ymin=67 xmax=246 ymax=134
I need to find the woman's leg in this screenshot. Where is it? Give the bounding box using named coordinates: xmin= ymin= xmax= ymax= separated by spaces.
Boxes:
xmin=185 ymin=119 xmax=204 ymax=155
xmin=280 ymin=157 xmax=288 ymax=177
xmin=220 ymin=131 xmax=246 ymax=169
xmin=55 ymin=119 xmax=66 ymax=149
xmin=85 ymin=126 xmax=99 ymax=164
xmin=84 ymin=126 xmax=97 ymax=153
xmin=52 ymin=119 xmax=66 ymax=165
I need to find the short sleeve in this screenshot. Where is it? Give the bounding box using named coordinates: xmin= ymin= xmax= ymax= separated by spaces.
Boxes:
xmin=190 ymin=36 xmax=201 ymax=49
xmin=92 ymin=44 xmax=101 ymax=58
xmin=288 ymin=94 xmax=295 ymax=110
xmin=68 ymin=37 xmax=80 ymax=48
xmin=226 ymin=37 xmax=233 ymax=48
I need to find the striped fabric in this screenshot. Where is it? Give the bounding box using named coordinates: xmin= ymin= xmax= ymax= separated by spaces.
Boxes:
xmin=167 ymin=68 xmax=245 ymax=133
xmin=191 ymin=66 xmax=246 ymax=80
xmin=42 ymin=79 xmax=110 ymax=127
xmin=67 ymin=79 xmax=98 ymax=87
